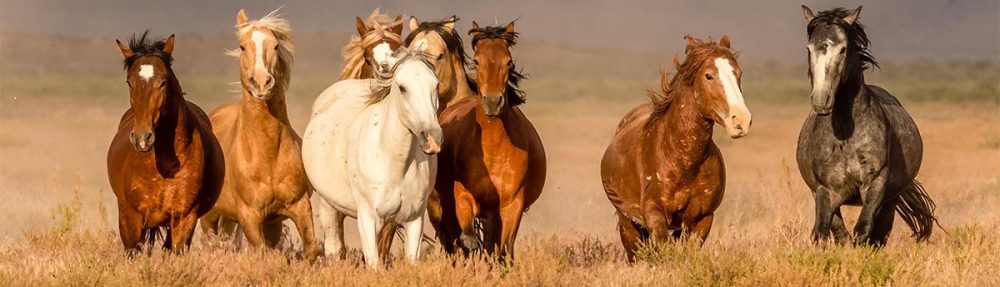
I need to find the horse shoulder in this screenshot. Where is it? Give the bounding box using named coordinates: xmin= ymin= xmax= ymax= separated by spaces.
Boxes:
xmin=185 ymin=101 xmax=225 ymax=204
xmin=601 ymin=103 xmax=655 ymax=220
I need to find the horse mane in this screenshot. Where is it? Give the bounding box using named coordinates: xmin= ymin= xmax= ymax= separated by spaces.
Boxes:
xmin=468 ymin=24 xmax=527 ymax=107
xmin=226 ymin=8 xmax=295 ymax=89
xmin=122 ymin=30 xmax=172 ymax=70
xmin=404 ymin=16 xmax=471 ymax=70
xmin=807 ymin=8 xmax=879 ymax=69
xmin=339 ymin=8 xmax=403 ymax=80
xmin=367 ymin=47 xmax=434 ymax=105
xmin=647 ymin=36 xmax=736 ymax=125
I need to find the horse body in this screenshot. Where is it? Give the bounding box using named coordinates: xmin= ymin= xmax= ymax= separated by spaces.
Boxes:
xmin=304 ymin=48 xmax=441 ymax=268
xmin=798 ymin=6 xmax=936 ymax=246
xmin=108 ymin=32 xmax=224 ymax=253
xmin=428 ymin=22 xmax=546 ymax=259
xmin=601 ymin=36 xmax=750 ymax=261
xmin=198 ymin=9 xmax=319 ymax=259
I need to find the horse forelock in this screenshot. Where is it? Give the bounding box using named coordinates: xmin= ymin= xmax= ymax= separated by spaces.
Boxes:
xmin=123 ymin=30 xmax=172 ymax=71
xmin=807 ymin=8 xmax=878 ymax=70
xmin=404 ymin=17 xmax=470 ymax=68
xmin=468 ymin=25 xmax=527 ymax=107
xmin=228 ymin=8 xmax=295 ymax=89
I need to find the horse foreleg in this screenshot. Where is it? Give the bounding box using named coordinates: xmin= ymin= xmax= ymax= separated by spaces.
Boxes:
xmin=317 ymin=201 xmax=347 ymax=259
xmin=498 ymin=198 xmax=525 ymax=262
xmin=118 ymin=207 xmax=144 ymax=255
xmin=168 ymin=211 xmax=199 ymax=253
xmin=376 ymin=223 xmax=399 ymax=265
xmin=854 ymin=169 xmax=889 ymax=245
xmin=286 ymin=197 xmax=321 ymax=261
xmin=403 ymin=215 xmax=424 ymax=264
xmin=689 ymin=214 xmax=715 ymax=245
xmin=811 ymin=186 xmax=847 ymax=243
xmin=454 ymin=184 xmax=482 ymax=253
xmin=616 ymin=212 xmax=644 ymax=263
xmin=831 ymin=208 xmax=852 ymax=244
xmin=356 ymin=207 xmax=384 ymax=269
xmin=236 ymin=208 xmax=267 ymax=249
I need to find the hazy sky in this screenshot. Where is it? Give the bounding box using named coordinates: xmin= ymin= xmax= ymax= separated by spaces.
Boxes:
xmin=2 ymin=0 xmax=998 ymax=61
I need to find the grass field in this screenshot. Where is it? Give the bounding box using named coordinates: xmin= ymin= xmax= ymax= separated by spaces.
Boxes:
xmin=1 ymin=33 xmax=998 ymax=286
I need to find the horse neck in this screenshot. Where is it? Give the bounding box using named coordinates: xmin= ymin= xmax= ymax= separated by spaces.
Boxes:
xmin=151 ymin=82 xmax=192 ymax=176
xmin=442 ymin=54 xmax=474 ymax=107
xmin=648 ymin=85 xmax=714 ymax=163
xmin=830 ymin=59 xmax=871 ymax=118
xmin=373 ymin=92 xmax=415 ymax=154
xmin=240 ymin=84 xmax=292 ymax=126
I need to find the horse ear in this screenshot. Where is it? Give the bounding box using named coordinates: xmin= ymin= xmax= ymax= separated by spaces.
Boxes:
xmin=163 ymin=34 xmax=175 ymax=55
xmin=801 ymin=5 xmax=815 ymax=22
xmin=505 ymin=21 xmax=516 ymax=34
xmin=355 ymin=16 xmax=369 ymax=36
xmin=390 ymin=15 xmax=404 ymax=35
xmin=843 ymin=6 xmax=862 ymax=25
xmin=684 ymin=35 xmax=697 ymax=53
xmin=116 ymin=39 xmax=132 ymax=59
xmin=443 ymin=18 xmax=456 ymax=32
xmin=237 ymin=9 xmax=249 ymax=26
xmin=408 ymin=16 xmax=420 ymax=32
xmin=719 ymin=35 xmax=731 ymax=49
xmin=470 ymin=21 xmax=481 ymax=37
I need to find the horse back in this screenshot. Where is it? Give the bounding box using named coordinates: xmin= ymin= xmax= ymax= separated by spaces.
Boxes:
xmin=600 ymin=103 xmax=655 ymax=221
xmin=868 ymin=84 xmax=923 ymax=179
xmin=185 ymin=101 xmax=226 ymax=215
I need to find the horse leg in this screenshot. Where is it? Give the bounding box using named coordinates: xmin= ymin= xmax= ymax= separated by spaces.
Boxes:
xmin=199 ymin=210 xmax=221 ymax=237
xmin=402 ymin=215 xmax=425 ymax=264
xmin=168 ymin=211 xmax=199 ymax=253
xmin=454 ymin=184 xmax=482 ymax=254
xmin=853 ymin=170 xmax=889 ymax=245
xmin=356 ymin=206 xmax=384 ymax=269
xmin=235 ymin=207 xmax=267 ymax=249
xmin=118 ymin=208 xmax=143 ymax=255
xmin=376 ymin=222 xmax=399 ymax=265
xmin=497 ymin=198 xmax=525 ymax=262
xmin=868 ymin=196 xmax=898 ymax=247
xmin=811 ymin=186 xmax=847 ymax=243
xmin=831 ymin=208 xmax=852 ymax=244
xmin=616 ymin=212 xmax=643 ymax=263
xmin=286 ymin=197 xmax=321 ymax=261
xmin=480 ymin=211 xmax=503 ymax=256
xmin=689 ymin=214 xmax=715 ymax=245
xmin=317 ymin=201 xmax=347 ymax=259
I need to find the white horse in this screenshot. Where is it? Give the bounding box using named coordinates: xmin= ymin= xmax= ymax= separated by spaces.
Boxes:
xmin=302 ymin=46 xmax=441 ymax=269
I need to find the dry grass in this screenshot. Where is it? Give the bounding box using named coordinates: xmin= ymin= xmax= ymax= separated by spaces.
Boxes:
xmin=1 ymin=34 xmax=998 ymax=285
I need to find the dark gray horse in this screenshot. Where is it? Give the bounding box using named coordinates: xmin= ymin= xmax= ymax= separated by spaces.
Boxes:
xmin=797 ymin=6 xmax=938 ymax=246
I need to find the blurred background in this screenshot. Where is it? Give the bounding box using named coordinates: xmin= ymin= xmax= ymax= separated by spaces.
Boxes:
xmin=1 ymin=1 xmax=997 ymax=247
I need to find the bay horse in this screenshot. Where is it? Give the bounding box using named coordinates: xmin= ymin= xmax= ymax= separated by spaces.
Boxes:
xmin=600 ymin=36 xmax=752 ymax=261
xmin=428 ymin=21 xmax=546 ymax=261
xmin=107 ymin=31 xmax=224 ymax=253
xmin=198 ymin=9 xmax=320 ymax=260
xmin=336 ymin=8 xmax=404 ymax=80
xmin=303 ymin=46 xmax=441 ymax=269
xmin=404 ymin=16 xmax=477 ymax=114
xmin=798 ymin=6 xmax=937 ymax=246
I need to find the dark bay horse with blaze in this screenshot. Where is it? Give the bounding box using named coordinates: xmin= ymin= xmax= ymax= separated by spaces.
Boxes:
xmin=798 ymin=6 xmax=937 ymax=246
xmin=199 ymin=9 xmax=320 ymax=260
xmin=107 ymin=31 xmax=224 ymax=253
xmin=601 ymin=36 xmax=751 ymax=261
xmin=428 ymin=21 xmax=546 ymax=260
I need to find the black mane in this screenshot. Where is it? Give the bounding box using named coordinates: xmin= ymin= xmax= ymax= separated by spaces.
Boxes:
xmin=404 ymin=17 xmax=470 ymax=68
xmin=468 ymin=24 xmax=527 ymax=107
xmin=807 ymin=8 xmax=879 ymax=69
xmin=122 ymin=30 xmax=172 ymax=70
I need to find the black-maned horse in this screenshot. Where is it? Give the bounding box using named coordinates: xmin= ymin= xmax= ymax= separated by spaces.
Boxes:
xmin=797 ymin=6 xmax=938 ymax=246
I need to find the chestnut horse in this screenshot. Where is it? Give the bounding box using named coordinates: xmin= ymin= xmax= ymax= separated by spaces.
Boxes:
xmin=107 ymin=31 xmax=224 ymax=253
xmin=336 ymin=8 xmax=404 ymax=80
xmin=199 ymin=9 xmax=320 ymax=260
xmin=428 ymin=21 xmax=546 ymax=260
xmin=601 ymin=36 xmax=752 ymax=261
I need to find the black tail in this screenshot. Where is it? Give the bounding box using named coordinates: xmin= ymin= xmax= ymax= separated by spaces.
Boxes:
xmin=895 ymin=180 xmax=939 ymax=241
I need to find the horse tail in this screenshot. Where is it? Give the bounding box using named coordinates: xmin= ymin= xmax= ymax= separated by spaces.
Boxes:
xmin=895 ymin=180 xmax=939 ymax=241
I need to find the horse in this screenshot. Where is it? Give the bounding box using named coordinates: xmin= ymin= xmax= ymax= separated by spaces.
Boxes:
xmin=797 ymin=6 xmax=938 ymax=246
xmin=336 ymin=8 xmax=404 ymax=80
xmin=600 ymin=35 xmax=752 ymax=261
xmin=198 ymin=9 xmax=320 ymax=260
xmin=316 ymin=8 xmax=405 ymax=260
xmin=427 ymin=21 xmax=546 ymax=261
xmin=107 ymin=31 xmax=224 ymax=254
xmin=302 ymin=46 xmax=441 ymax=269
xmin=404 ymin=16 xmax=477 ymax=114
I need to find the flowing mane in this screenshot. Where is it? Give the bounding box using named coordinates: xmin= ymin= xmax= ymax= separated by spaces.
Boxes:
xmin=807 ymin=8 xmax=879 ymax=70
xmin=469 ymin=24 xmax=527 ymax=107
xmin=647 ymin=36 xmax=736 ymax=125
xmin=339 ymin=8 xmax=403 ymax=80
xmin=366 ymin=47 xmax=434 ymax=105
xmin=226 ymin=8 xmax=295 ymax=90
xmin=122 ymin=30 xmax=172 ymax=70
xmin=404 ymin=17 xmax=471 ymax=69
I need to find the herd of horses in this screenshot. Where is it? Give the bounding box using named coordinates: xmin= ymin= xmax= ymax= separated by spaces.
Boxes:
xmin=105 ymin=6 xmax=938 ymax=268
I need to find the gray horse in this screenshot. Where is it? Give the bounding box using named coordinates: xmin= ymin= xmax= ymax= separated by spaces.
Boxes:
xmin=797 ymin=6 xmax=938 ymax=246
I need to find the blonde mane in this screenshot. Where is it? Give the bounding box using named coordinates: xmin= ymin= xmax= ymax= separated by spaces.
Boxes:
xmin=339 ymin=8 xmax=403 ymax=80
xmin=226 ymin=8 xmax=295 ymax=91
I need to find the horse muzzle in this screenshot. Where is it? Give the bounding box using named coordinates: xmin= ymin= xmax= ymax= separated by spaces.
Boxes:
xmin=724 ymin=107 xmax=752 ymax=139
xmin=811 ymin=91 xmax=833 ymax=115
xmin=129 ymin=131 xmax=155 ymax=152
xmin=481 ymin=94 xmax=504 ymax=118
xmin=420 ymin=130 xmax=443 ymax=155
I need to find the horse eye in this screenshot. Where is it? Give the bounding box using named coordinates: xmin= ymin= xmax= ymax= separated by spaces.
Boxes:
xmin=274 ymin=44 xmax=279 ymax=50
xmin=437 ymin=54 xmax=444 ymax=60
xmin=705 ymin=74 xmax=715 ymax=80
xmin=159 ymin=81 xmax=167 ymax=88
xmin=239 ymin=46 xmax=245 ymax=51
xmin=840 ymin=48 xmax=846 ymax=54
xmin=399 ymin=85 xmax=407 ymax=93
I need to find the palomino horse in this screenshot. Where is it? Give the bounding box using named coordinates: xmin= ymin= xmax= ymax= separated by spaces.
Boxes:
xmin=316 ymin=8 xmax=405 ymax=260
xmin=601 ymin=36 xmax=752 ymax=261
xmin=303 ymin=46 xmax=441 ymax=269
xmin=336 ymin=8 xmax=404 ymax=80
xmin=405 ymin=16 xmax=477 ymax=114
xmin=428 ymin=21 xmax=546 ymax=260
xmin=199 ymin=9 xmax=320 ymax=260
xmin=798 ymin=6 xmax=937 ymax=246
xmin=107 ymin=31 xmax=224 ymax=253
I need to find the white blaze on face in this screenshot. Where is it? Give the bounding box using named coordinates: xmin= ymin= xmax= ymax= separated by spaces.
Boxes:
xmin=373 ymin=42 xmax=392 ymax=67
xmin=251 ymin=30 xmax=269 ymax=79
xmin=808 ymin=30 xmax=847 ymax=93
xmin=713 ymin=57 xmax=751 ymax=137
xmin=138 ymin=64 xmax=154 ymax=81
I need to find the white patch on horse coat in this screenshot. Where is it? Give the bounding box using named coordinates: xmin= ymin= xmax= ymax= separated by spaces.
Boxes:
xmin=714 ymin=57 xmax=747 ymax=110
xmin=251 ymin=31 xmax=268 ymax=79
xmin=808 ymin=30 xmax=847 ymax=92
xmin=372 ymin=42 xmax=392 ymax=69
xmin=138 ymin=65 xmax=154 ymax=81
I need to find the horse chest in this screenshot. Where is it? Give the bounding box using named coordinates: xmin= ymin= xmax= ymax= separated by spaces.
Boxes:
xmin=810 ymin=137 xmax=885 ymax=188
